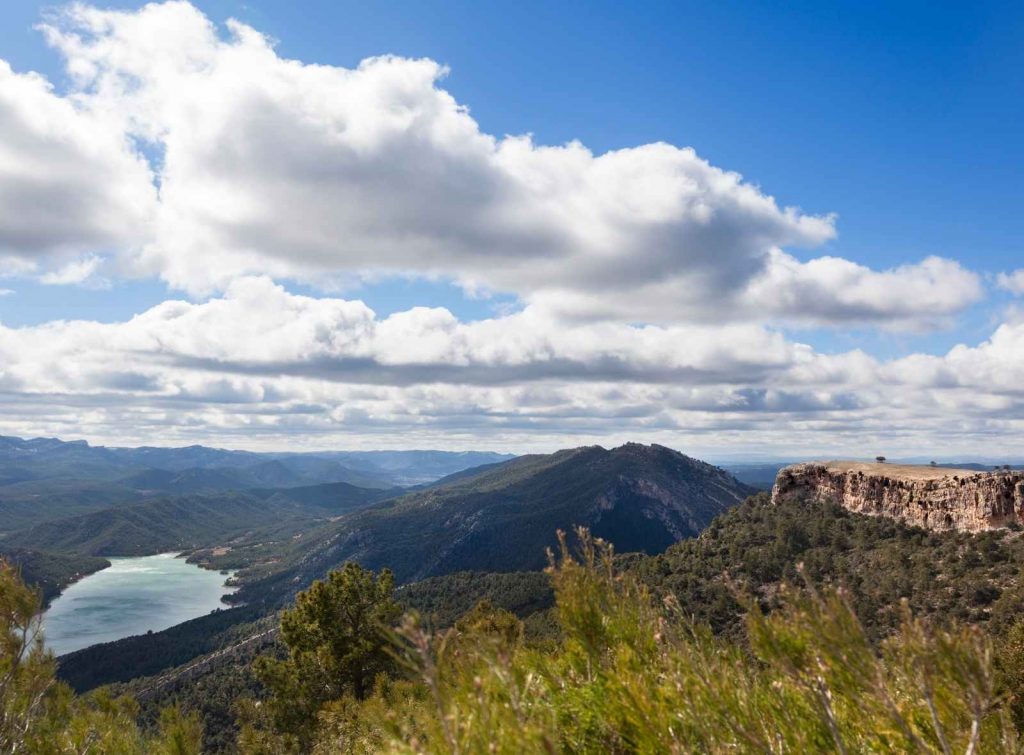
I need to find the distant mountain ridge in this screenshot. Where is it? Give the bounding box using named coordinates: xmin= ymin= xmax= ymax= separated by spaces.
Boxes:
xmin=0 ymin=435 xmax=514 ymax=486
xmin=0 ymin=435 xmax=516 ymax=532
xmin=6 ymin=480 xmax=401 ymax=557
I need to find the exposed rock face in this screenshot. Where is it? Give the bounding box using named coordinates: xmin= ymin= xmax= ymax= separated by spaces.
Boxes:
xmin=772 ymin=462 xmax=1024 ymax=532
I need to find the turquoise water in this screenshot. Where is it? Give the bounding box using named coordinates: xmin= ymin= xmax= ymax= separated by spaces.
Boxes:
xmin=42 ymin=553 xmax=236 ymax=656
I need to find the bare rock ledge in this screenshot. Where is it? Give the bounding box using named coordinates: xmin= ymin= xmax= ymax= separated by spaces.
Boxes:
xmin=771 ymin=462 xmax=1024 ymax=532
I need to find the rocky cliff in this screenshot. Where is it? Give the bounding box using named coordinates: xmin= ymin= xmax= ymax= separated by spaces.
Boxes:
xmin=772 ymin=462 xmax=1024 ymax=532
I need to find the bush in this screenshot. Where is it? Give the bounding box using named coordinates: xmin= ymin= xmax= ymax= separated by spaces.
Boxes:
xmin=274 ymin=530 xmax=1018 ymax=753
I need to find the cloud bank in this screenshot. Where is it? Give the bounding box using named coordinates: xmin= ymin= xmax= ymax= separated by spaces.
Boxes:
xmin=0 ymin=278 xmax=1021 ymax=454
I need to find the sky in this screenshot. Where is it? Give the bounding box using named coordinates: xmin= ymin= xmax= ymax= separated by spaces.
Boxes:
xmin=0 ymin=0 xmax=1022 ymax=457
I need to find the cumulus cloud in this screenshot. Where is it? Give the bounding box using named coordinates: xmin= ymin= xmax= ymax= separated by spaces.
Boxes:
xmin=745 ymin=252 xmax=983 ymax=329
xmin=0 ymin=277 xmax=810 ymax=390
xmin=7 ymin=0 xmax=970 ymax=328
xmin=997 ymin=270 xmax=1024 ymax=296
xmin=0 ymin=59 xmax=155 ymax=274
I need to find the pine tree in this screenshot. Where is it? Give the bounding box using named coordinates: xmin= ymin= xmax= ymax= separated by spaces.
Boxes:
xmin=243 ymin=563 xmax=401 ymax=751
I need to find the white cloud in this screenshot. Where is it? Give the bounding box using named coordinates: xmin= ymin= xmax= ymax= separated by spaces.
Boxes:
xmin=0 ymin=280 xmax=1021 ymax=454
xmin=997 ymin=270 xmax=1024 ymax=296
xmin=20 ymin=1 xmax=976 ymax=329
xmin=746 ymin=252 xmax=983 ymax=329
xmin=39 ymin=254 xmax=107 ymax=286
xmin=0 ymin=289 xmax=13 ymax=297
xmin=0 ymin=59 xmax=155 ymax=271
xmin=0 ymin=277 xmax=808 ymax=388
xmin=0 ymin=2 xmax=1008 ymax=453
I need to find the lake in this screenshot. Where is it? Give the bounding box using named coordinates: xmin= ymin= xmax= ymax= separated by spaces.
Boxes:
xmin=42 ymin=553 xmax=236 ymax=656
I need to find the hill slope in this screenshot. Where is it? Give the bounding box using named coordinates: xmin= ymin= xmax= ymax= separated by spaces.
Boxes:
xmin=8 ymin=493 xmax=302 ymax=556
xmin=229 ymin=443 xmax=753 ymax=606
xmin=1 ymin=548 xmax=110 ymax=604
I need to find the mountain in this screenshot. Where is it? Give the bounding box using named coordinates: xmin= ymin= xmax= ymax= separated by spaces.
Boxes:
xmin=0 ymin=436 xmax=519 ymax=536
xmin=247 ymin=481 xmax=400 ymax=514
xmin=0 ymin=436 xmax=128 ymax=483
xmin=56 ymin=442 xmax=748 ymax=699
xmin=117 ymin=467 xmax=253 ymax=495
xmin=773 ymin=461 xmax=1024 ymax=532
xmin=6 ymin=481 xmax=390 ymax=557
xmin=6 ymin=493 xmax=306 ymax=556
xmin=116 ymin=460 xmax=389 ymax=494
xmin=318 ymin=450 xmax=518 ymax=486
xmin=0 ymin=478 xmax=145 ymax=532
xmin=0 ymin=434 xmax=512 ymax=490
xmin=228 ymin=443 xmax=753 ymax=606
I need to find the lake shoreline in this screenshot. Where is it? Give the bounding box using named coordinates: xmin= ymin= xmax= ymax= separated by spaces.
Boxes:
xmin=39 ymin=556 xmax=112 ymax=610
xmin=42 ymin=545 xmax=244 ymax=607
xmin=42 ymin=553 xmax=238 ymax=656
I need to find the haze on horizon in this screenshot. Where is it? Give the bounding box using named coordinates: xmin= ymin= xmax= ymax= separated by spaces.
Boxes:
xmin=1 ymin=1 xmax=1022 ymax=458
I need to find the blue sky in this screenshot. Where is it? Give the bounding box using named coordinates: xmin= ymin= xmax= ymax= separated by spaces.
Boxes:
xmin=0 ymin=0 xmax=1022 ymax=454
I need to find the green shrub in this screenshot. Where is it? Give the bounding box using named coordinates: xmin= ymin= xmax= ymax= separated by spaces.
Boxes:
xmin=282 ymin=529 xmax=1018 ymax=753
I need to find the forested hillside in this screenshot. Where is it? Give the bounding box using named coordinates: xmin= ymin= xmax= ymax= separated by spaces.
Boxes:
xmin=53 ymin=444 xmax=747 ymax=699
xmin=2 ymin=548 xmax=109 ymax=604
xmin=150 ymin=524 xmax=1024 ymax=753
xmin=218 ymin=443 xmax=752 ymax=609
xmin=9 ymin=493 xmax=319 ymax=556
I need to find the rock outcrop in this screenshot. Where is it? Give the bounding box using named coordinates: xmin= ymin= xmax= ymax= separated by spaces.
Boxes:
xmin=772 ymin=462 xmax=1024 ymax=532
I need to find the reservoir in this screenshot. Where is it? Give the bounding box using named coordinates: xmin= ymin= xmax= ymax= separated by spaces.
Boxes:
xmin=42 ymin=553 xmax=235 ymax=656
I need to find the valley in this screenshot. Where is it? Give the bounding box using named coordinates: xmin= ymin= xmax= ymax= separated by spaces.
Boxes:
xmin=4 ymin=435 xmax=1024 ymax=752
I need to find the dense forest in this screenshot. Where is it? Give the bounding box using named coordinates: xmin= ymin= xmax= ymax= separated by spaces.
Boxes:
xmin=1 ymin=548 xmax=109 ymax=604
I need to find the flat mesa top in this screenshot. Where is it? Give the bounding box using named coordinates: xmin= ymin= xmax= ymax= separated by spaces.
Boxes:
xmin=818 ymin=461 xmax=986 ymax=480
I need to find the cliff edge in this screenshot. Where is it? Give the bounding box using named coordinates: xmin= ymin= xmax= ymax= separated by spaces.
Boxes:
xmin=771 ymin=461 xmax=1024 ymax=532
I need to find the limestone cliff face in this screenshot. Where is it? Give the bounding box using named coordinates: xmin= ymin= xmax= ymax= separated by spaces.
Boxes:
xmin=771 ymin=462 xmax=1024 ymax=532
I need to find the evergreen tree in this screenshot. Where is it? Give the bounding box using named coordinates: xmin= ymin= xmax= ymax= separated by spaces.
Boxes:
xmin=244 ymin=563 xmax=401 ymax=751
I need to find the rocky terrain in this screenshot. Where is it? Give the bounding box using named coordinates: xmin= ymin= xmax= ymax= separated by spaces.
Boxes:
xmin=772 ymin=461 xmax=1024 ymax=532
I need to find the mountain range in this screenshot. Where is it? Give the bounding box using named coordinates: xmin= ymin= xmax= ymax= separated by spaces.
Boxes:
xmin=51 ymin=441 xmax=753 ymax=694
xmin=22 ymin=434 xmax=1021 ymax=753
xmin=0 ymin=434 xmax=513 ymax=485
xmin=0 ymin=435 xmax=513 ymax=532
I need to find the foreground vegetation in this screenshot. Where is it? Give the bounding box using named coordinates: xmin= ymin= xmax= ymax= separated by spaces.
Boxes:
xmin=235 ymin=527 xmax=1024 ymax=753
xmin=0 ymin=562 xmax=202 ymax=753
xmin=81 ymin=493 xmax=1024 ymax=751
